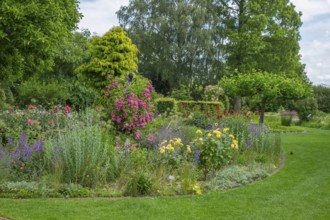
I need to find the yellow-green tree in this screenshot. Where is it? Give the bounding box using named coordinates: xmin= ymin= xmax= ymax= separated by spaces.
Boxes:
xmin=76 ymin=27 xmax=139 ymax=89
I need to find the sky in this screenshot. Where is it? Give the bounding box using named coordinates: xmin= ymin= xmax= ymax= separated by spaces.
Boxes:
xmin=78 ymin=0 xmax=330 ymax=86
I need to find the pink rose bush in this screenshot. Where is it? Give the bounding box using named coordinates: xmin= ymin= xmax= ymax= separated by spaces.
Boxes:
xmin=104 ymin=75 xmax=154 ymax=139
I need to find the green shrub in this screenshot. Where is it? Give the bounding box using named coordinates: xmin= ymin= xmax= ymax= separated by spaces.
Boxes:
xmin=177 ymin=101 xmax=225 ymax=129
xmin=17 ymin=79 xmax=70 ymax=108
xmin=314 ymin=85 xmax=330 ymax=113
xmin=155 ymin=98 xmax=177 ymax=114
xmin=192 ymin=127 xmax=239 ymax=177
xmin=171 ymin=85 xmax=193 ymax=101
xmin=294 ymin=96 xmax=318 ymax=122
xmin=280 ymin=111 xmax=296 ymax=126
xmin=125 ymin=172 xmax=152 ymax=196
xmin=206 ymin=163 xmax=269 ymax=191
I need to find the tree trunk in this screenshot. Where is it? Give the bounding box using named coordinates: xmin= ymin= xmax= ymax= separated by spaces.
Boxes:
xmin=234 ymin=97 xmax=241 ymax=112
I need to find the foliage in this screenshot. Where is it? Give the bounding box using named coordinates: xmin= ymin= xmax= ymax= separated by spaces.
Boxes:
xmin=221 ymin=70 xmax=312 ymax=124
xmin=300 ymin=111 xmax=330 ymax=129
xmin=117 ymin=0 xmax=225 ymax=93
xmin=0 ymin=105 xmax=75 ymax=144
xmin=293 ymin=96 xmax=318 ymax=122
xmin=44 ymin=114 xmax=114 ymax=187
xmin=192 ymin=128 xmax=239 ymax=175
xmin=16 ymin=79 xmax=70 ymax=108
xmin=223 ymin=0 xmax=305 ymax=80
xmin=0 ymin=133 xmax=45 ymax=181
xmin=0 ymin=129 xmax=330 ymax=219
xmin=280 ymin=111 xmax=297 ymax=126
xmin=203 ymin=85 xmax=224 ymax=101
xmin=206 ymin=163 xmax=270 ymax=191
xmin=155 ymin=98 xmax=177 ymax=114
xmin=0 ymin=0 xmax=81 ymax=84
xmin=313 ymin=85 xmax=330 ymax=114
xmin=104 ymin=75 xmax=154 ymax=137
xmin=125 ymin=172 xmax=152 ymax=196
xmin=177 ymin=101 xmax=225 ymax=129
xmin=171 ymin=85 xmax=193 ymax=101
xmin=76 ymin=26 xmax=139 ymax=89
xmin=156 ymin=137 xmax=192 ymax=169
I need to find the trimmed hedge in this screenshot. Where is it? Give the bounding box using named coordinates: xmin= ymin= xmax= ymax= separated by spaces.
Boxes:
xmin=155 ymin=98 xmax=177 ymax=114
xmin=177 ymin=101 xmax=225 ymax=114
xmin=155 ymin=98 xmax=225 ymax=117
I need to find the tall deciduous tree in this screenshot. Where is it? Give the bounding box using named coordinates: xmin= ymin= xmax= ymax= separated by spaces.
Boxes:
xmin=221 ymin=70 xmax=312 ymax=124
xmin=0 ymin=0 xmax=81 ymax=84
xmin=117 ymin=0 xmax=225 ymax=94
xmin=222 ymin=0 xmax=305 ymax=77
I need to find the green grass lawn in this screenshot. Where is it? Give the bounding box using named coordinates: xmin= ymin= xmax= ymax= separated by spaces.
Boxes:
xmin=1 ymin=128 xmax=329 ymax=220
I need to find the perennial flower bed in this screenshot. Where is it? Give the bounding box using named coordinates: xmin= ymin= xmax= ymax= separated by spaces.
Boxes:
xmin=0 ymin=82 xmax=282 ymax=198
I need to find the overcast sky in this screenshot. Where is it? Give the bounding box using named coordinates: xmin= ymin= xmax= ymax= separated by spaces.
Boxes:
xmin=78 ymin=0 xmax=330 ymax=86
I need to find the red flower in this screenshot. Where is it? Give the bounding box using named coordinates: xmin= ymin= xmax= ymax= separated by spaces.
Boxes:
xmin=63 ymin=105 xmax=71 ymax=117
xmin=27 ymin=119 xmax=34 ymax=125
xmin=49 ymin=120 xmax=55 ymax=125
xmin=217 ymin=114 xmax=222 ymax=119
xmin=27 ymin=105 xmax=36 ymax=110
xmin=54 ymin=106 xmax=59 ymax=113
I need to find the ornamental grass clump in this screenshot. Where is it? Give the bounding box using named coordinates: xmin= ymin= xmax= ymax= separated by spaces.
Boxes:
xmin=44 ymin=112 xmax=115 ymax=187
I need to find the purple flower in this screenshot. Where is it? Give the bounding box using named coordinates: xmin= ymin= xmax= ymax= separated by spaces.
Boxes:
xmin=24 ymin=147 xmax=32 ymax=158
xmin=7 ymin=136 xmax=13 ymax=145
xmin=250 ymin=123 xmax=259 ymax=134
xmin=34 ymin=141 xmax=45 ymax=153
xmin=19 ymin=132 xmax=28 ymax=149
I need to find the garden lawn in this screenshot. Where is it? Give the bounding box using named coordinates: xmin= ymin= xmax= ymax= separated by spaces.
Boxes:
xmin=0 ymin=128 xmax=329 ymax=220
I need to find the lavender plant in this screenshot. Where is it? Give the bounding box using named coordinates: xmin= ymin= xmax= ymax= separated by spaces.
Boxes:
xmin=0 ymin=132 xmax=45 ymax=181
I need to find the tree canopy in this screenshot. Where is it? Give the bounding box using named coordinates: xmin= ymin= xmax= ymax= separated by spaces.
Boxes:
xmin=221 ymin=70 xmax=312 ymax=124
xmin=0 ymin=0 xmax=81 ymax=84
xmin=117 ymin=0 xmax=225 ymax=93
xmin=117 ymin=0 xmax=308 ymax=95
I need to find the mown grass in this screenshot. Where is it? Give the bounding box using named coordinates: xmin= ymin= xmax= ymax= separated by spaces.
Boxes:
xmin=0 ymin=128 xmax=329 ymax=220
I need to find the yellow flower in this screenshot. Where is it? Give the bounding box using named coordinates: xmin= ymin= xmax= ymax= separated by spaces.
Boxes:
xmin=231 ymin=140 xmax=239 ymax=149
xmin=214 ymin=123 xmax=218 ymax=127
xmin=213 ymin=130 xmax=222 ymax=138
xmin=229 ymin=134 xmax=235 ymax=139
xmin=160 ymin=140 xmax=167 ymax=145
xmin=173 ymin=138 xmax=183 ymax=147
xmin=196 ymin=129 xmax=203 ymax=134
xmin=186 ymin=145 xmax=192 ymax=154
xmin=198 ymin=138 xmax=203 ymax=142
xmin=223 ymin=128 xmax=230 ymax=132
xmin=207 ymin=133 xmax=212 ymax=137
xmin=166 ymin=144 xmax=175 ymax=151
xmin=159 ymin=146 xmax=166 ymax=153
xmin=193 ymin=184 xmax=202 ymax=195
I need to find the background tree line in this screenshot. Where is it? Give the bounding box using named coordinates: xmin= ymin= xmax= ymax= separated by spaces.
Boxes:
xmin=1 ymin=0 xmax=329 ymax=115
